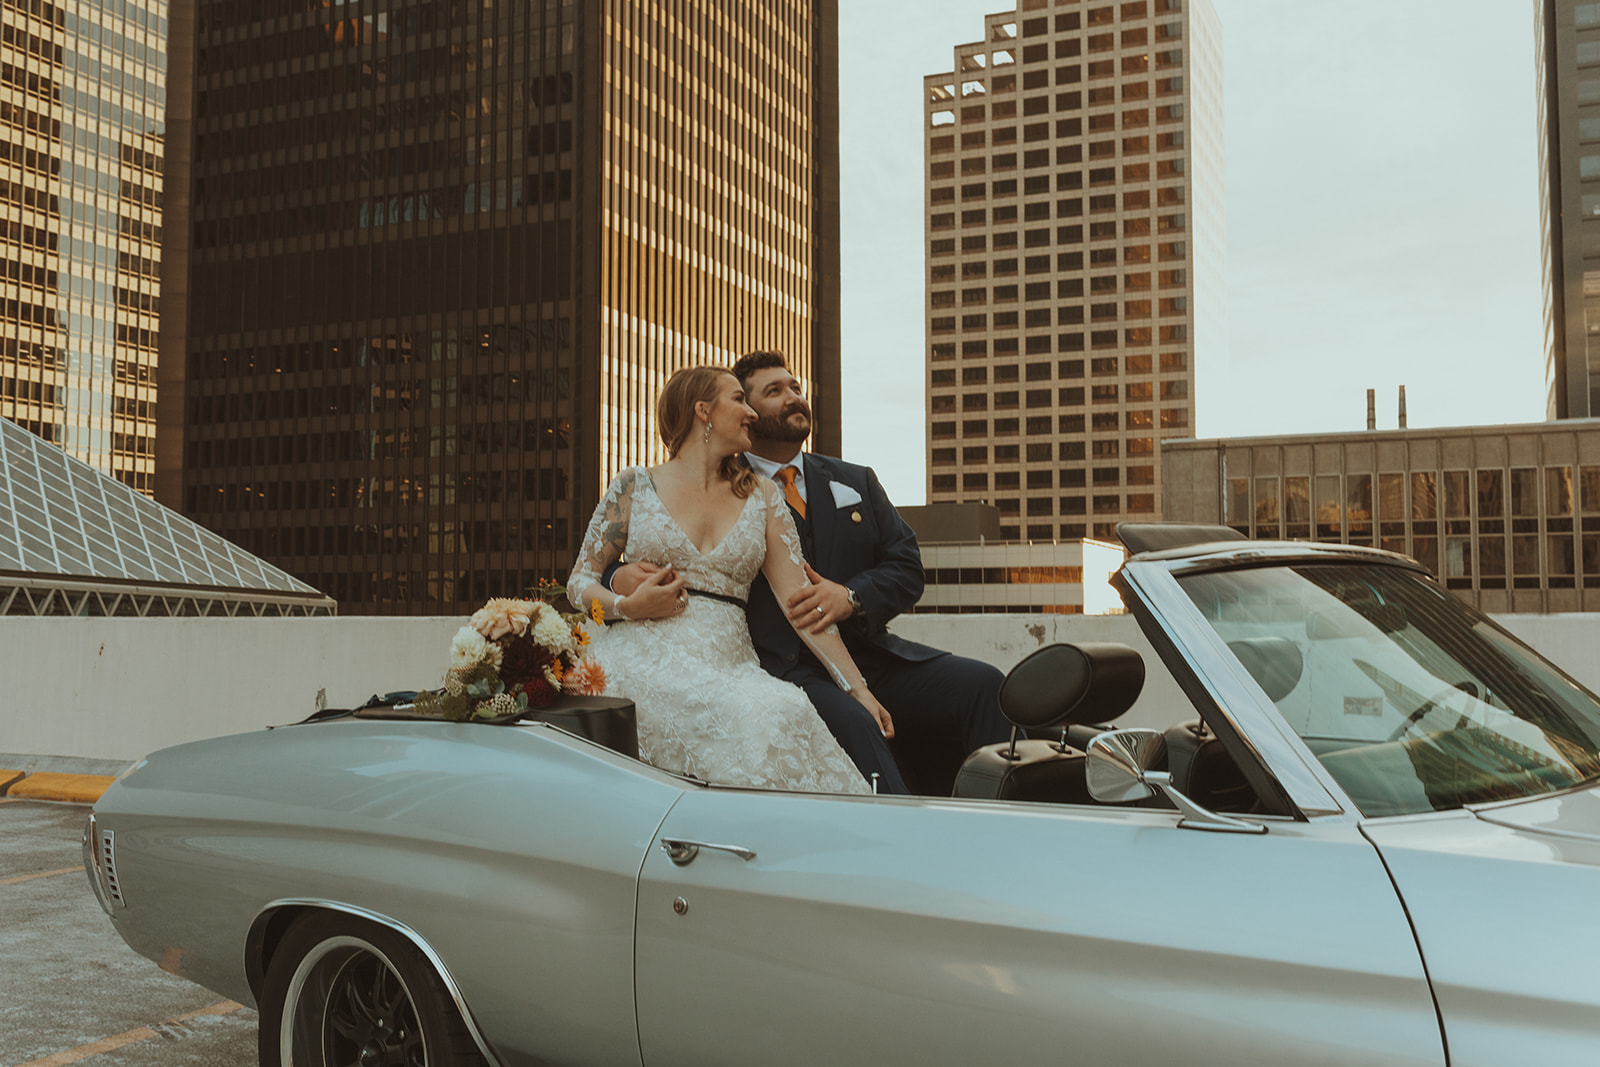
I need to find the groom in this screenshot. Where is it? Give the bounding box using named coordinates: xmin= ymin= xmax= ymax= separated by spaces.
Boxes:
xmin=609 ymin=352 xmax=1010 ymax=795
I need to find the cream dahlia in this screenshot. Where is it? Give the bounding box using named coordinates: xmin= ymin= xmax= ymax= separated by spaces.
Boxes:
xmin=529 ymin=601 xmax=575 ymax=654
xmin=470 ymin=597 xmax=535 ymax=640
xmin=449 ymin=626 xmax=494 ymax=670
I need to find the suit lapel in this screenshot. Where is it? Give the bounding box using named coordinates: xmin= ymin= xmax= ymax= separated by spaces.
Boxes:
xmin=805 ymin=453 xmax=840 ymax=573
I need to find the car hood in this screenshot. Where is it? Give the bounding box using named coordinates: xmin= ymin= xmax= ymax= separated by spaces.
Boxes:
xmin=1470 ymin=780 xmax=1600 ymax=844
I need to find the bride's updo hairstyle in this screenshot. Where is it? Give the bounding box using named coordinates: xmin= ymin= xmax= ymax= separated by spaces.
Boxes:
xmin=657 ymin=365 xmax=759 ymax=499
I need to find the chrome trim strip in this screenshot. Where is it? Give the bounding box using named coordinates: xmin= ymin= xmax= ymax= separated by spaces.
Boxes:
xmin=1137 ymin=540 xmax=1429 ymax=575
xmin=81 ymin=813 xmax=114 ymax=916
xmin=257 ymin=898 xmax=505 ymax=1067
xmin=1118 ymin=560 xmax=1352 ymax=820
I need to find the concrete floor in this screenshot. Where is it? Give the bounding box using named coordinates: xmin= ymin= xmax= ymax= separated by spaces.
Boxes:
xmin=0 ymin=798 xmax=258 ymax=1066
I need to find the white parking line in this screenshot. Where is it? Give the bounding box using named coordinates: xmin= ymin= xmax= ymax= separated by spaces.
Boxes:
xmin=16 ymin=1001 xmax=244 ymax=1066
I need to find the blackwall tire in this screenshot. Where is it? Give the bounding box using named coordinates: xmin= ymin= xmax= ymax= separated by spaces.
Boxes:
xmin=257 ymin=912 xmax=486 ymax=1067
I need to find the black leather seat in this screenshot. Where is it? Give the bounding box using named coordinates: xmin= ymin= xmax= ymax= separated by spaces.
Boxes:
xmin=1160 ymin=720 xmax=1254 ymax=813
xmin=953 ymin=642 xmax=1145 ymax=804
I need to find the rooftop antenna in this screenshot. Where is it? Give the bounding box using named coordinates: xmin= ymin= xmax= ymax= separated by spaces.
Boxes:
xmin=1398 ymin=384 xmax=1408 ymax=429
xmin=1366 ymin=388 xmax=1376 ymax=431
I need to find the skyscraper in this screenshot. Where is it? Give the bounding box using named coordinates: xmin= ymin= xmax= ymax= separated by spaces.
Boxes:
xmin=160 ymin=0 xmax=839 ymax=614
xmin=1539 ymin=0 xmax=1600 ymax=420
xmin=923 ymin=0 xmax=1221 ymax=542
xmin=2 ymin=0 xmax=168 ymax=492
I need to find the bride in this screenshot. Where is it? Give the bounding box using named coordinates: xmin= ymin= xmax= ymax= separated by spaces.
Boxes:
xmin=567 ymin=366 xmax=890 ymax=794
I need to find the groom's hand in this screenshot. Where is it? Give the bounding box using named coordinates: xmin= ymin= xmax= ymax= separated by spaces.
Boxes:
xmin=619 ymin=564 xmax=686 ymax=620
xmin=857 ymin=689 xmax=894 ymax=739
xmin=786 ymin=563 xmax=855 ymax=633
xmin=610 ymin=561 xmax=660 ymax=597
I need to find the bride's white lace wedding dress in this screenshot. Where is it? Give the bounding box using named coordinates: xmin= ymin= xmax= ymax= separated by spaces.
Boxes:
xmin=568 ymin=467 xmax=869 ymax=795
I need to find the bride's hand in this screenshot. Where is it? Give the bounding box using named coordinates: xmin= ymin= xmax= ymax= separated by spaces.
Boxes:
xmin=856 ymin=688 xmax=894 ymax=739
xmin=617 ymin=565 xmax=688 ymax=619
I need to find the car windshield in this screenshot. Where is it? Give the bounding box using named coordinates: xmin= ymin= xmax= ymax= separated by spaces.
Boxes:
xmin=1176 ymin=561 xmax=1600 ymax=817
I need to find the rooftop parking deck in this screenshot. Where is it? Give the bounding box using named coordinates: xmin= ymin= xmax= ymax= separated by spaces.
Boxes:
xmin=0 ymin=798 xmax=258 ymax=1066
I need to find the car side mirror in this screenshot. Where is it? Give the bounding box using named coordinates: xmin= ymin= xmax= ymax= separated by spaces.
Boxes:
xmin=1086 ymin=729 xmax=1267 ymax=835
xmin=1084 ymin=728 xmax=1164 ymax=803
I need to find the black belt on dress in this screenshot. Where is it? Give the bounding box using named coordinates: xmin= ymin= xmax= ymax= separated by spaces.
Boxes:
xmin=687 ymin=588 xmax=747 ymax=608
xmin=612 ymin=587 xmax=746 ymax=621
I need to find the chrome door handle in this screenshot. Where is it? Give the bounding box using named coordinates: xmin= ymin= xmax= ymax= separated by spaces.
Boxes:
xmin=659 ymin=838 xmax=757 ymax=866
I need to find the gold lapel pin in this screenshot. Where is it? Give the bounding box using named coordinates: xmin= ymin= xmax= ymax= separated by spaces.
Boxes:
xmin=851 ymin=511 xmax=862 ymax=523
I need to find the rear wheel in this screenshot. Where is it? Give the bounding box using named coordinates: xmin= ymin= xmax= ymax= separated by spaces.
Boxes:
xmin=257 ymin=912 xmax=486 ymax=1067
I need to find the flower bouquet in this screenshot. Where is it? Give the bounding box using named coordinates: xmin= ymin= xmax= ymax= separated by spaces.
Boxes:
xmin=413 ymin=583 xmax=608 ymax=722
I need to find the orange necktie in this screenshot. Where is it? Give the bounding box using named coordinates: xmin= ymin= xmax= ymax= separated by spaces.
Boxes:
xmin=775 ymin=465 xmax=806 ymax=520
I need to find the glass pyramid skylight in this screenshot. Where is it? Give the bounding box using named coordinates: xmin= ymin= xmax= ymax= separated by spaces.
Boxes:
xmin=0 ymin=417 xmax=333 ymax=612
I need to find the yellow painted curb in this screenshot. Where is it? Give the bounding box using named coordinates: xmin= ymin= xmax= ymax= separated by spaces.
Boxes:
xmin=0 ymin=770 xmax=23 ymax=795
xmin=8 ymin=772 xmax=116 ymax=803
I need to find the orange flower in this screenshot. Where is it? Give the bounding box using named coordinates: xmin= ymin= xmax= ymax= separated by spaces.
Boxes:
xmin=589 ymin=599 xmax=606 ymax=628
xmin=562 ymin=657 xmax=608 ymax=696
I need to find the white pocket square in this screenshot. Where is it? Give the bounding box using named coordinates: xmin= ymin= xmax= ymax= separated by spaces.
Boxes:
xmin=830 ymin=483 xmax=863 ymax=508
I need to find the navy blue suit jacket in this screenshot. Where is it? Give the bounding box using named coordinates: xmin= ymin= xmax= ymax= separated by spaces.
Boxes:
xmin=747 ymin=452 xmax=944 ymax=679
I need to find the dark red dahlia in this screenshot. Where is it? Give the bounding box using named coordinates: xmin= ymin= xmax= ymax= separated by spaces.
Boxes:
xmin=520 ymin=678 xmax=557 ymax=708
xmin=499 ymin=636 xmax=551 ymax=687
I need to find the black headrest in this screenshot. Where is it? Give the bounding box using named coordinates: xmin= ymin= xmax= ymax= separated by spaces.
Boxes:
xmin=1116 ymin=522 xmax=1246 ymax=555
xmin=1226 ymin=637 xmax=1303 ymax=702
xmin=999 ymin=642 xmax=1145 ymax=730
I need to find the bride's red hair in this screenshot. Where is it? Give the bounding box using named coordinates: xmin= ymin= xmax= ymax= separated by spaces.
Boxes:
xmin=657 ymin=366 xmax=759 ymax=499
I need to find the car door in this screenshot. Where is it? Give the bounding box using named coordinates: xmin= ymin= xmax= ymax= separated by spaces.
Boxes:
xmin=634 ymin=788 xmax=1445 ymax=1067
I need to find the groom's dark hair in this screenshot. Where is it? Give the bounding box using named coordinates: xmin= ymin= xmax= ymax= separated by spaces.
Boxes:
xmin=730 ymin=350 xmax=788 ymax=389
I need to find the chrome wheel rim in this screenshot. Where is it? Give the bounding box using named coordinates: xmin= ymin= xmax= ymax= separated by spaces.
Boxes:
xmin=280 ymin=935 xmax=426 ymax=1067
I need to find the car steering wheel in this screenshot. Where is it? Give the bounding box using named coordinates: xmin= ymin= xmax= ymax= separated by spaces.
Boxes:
xmin=1386 ymin=682 xmax=1472 ymax=743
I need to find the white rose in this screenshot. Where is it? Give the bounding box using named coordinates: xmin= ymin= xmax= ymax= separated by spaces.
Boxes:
xmin=449 ymin=626 xmax=492 ymax=670
xmin=531 ymin=604 xmax=574 ymax=653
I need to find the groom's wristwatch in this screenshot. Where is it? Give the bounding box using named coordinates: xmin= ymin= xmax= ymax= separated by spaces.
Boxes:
xmin=845 ymin=587 xmax=862 ymax=617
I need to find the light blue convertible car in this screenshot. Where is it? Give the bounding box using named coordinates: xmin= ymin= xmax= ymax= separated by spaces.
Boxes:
xmin=86 ymin=526 xmax=1600 ymax=1066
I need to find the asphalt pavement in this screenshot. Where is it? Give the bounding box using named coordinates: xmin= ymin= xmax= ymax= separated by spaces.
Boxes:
xmin=0 ymin=798 xmax=258 ymax=1066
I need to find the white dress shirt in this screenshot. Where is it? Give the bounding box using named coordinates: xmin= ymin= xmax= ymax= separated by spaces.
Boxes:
xmin=743 ymin=452 xmax=808 ymax=504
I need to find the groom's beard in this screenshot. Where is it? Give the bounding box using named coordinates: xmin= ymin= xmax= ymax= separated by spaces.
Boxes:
xmin=752 ymin=401 xmax=812 ymax=444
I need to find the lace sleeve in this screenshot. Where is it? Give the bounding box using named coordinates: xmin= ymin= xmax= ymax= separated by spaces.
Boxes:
xmin=568 ymin=468 xmax=637 ymax=616
xmin=758 ymin=480 xmax=870 ymax=693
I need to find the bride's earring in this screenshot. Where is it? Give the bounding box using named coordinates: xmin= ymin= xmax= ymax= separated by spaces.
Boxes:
xmin=703 ymin=421 xmax=712 ymax=444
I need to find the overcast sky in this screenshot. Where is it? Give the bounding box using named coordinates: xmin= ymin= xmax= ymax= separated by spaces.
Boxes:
xmin=836 ymin=0 xmax=1547 ymax=505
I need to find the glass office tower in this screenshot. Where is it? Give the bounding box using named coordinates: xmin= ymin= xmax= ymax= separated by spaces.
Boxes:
xmin=2 ymin=0 xmax=167 ymax=491
xmin=1539 ymin=0 xmax=1600 ymax=419
xmin=161 ymin=0 xmax=839 ymax=614
xmin=922 ymin=0 xmax=1222 ymax=543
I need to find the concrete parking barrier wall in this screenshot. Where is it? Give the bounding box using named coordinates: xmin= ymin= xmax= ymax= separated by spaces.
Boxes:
xmin=2 ymin=612 xmax=1598 ymax=766
xmin=0 ymin=616 xmax=461 ymax=765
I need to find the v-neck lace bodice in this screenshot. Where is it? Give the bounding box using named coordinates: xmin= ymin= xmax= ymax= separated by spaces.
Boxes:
xmin=566 ymin=466 xmax=868 ymax=795
xmin=571 ymin=467 xmax=799 ymax=604
xmin=635 ymin=467 xmax=763 ymax=579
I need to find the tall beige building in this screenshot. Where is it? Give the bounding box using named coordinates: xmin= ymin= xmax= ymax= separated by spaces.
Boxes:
xmin=1540 ymin=0 xmax=1600 ymax=419
xmin=923 ymin=0 xmax=1221 ymax=542
xmin=2 ymin=0 xmax=167 ymax=491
